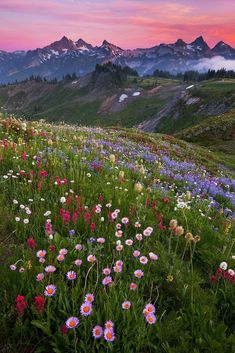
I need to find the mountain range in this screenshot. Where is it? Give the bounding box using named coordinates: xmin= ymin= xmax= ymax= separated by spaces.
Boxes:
xmin=1 ymin=35 xmax=235 ymax=83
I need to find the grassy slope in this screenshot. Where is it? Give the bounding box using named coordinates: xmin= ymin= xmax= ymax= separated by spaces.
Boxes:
xmin=155 ymin=80 xmax=235 ymax=134
xmin=0 ymin=77 xmax=180 ymax=127
xmin=0 ymin=117 xmax=234 ymax=353
xmin=175 ymin=110 xmax=235 ymax=170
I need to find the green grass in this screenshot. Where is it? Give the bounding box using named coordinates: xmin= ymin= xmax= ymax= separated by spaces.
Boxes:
xmin=176 ymin=110 xmax=235 ymax=170
xmin=155 ymin=99 xmax=202 ymax=134
xmin=102 ymin=96 xmax=168 ymax=127
xmin=191 ymin=80 xmax=235 ymax=103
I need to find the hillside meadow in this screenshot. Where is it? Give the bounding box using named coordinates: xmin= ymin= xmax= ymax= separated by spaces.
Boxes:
xmin=0 ymin=117 xmax=234 ymax=353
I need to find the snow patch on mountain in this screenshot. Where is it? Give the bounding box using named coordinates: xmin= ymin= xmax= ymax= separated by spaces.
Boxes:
xmin=119 ymin=94 xmax=128 ymax=103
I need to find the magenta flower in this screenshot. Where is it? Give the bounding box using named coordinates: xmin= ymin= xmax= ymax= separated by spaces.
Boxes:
xmin=85 ymin=293 xmax=94 ymax=303
xmin=133 ymin=250 xmax=141 ymax=258
xmin=45 ymin=265 xmax=56 ymax=273
xmin=66 ymin=271 xmax=77 ymax=280
xmin=129 ymin=282 xmax=137 ymax=290
xmin=92 ymin=325 xmax=103 ymax=339
xmin=139 ymin=256 xmax=148 ymax=265
xmin=75 ymin=244 xmax=83 ymax=251
xmin=59 ymin=248 xmax=68 ymax=255
xmin=80 ymin=302 xmax=92 ymax=316
xmin=44 ymin=284 xmax=56 ymax=297
xmin=105 ymin=320 xmax=114 ymax=329
xmin=134 ymin=269 xmax=144 ymax=278
xmin=65 ymin=317 xmax=79 ymax=329
xmin=103 ymin=268 xmax=111 ymax=275
xmin=36 ymin=250 xmax=46 ymax=258
xmin=113 ymin=266 xmax=122 ymax=273
xmin=74 ymin=259 xmax=82 ymax=266
xmin=149 ymin=252 xmax=158 ymax=261
xmin=102 ymin=276 xmax=113 ymax=285
xmin=57 ymin=254 xmax=65 ymax=262
xmin=145 ymin=303 xmax=156 ymax=313
xmin=87 ymin=254 xmax=96 ymax=262
xmin=36 ymin=273 xmax=44 ymax=282
xmin=116 ymin=260 xmax=123 ymax=267
xmin=104 ymin=328 xmax=115 ymax=342
xmin=145 ymin=313 xmax=156 ymax=324
xmin=122 ymin=301 xmax=131 ymax=310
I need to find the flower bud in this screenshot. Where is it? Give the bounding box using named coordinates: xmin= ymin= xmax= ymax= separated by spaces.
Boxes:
xmin=134 ymin=182 xmax=143 ymax=193
xmin=109 ymin=154 xmax=116 ymax=163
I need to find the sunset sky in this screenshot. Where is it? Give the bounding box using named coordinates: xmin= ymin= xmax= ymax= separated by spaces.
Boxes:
xmin=0 ymin=0 xmax=235 ymax=51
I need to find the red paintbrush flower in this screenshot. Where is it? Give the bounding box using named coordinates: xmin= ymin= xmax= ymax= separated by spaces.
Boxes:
xmin=15 ymin=295 xmax=27 ymax=317
xmin=34 ymin=295 xmax=45 ymax=312
xmin=27 ymin=237 xmax=35 ymax=249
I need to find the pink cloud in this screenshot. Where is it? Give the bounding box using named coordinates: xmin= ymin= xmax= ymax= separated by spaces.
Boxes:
xmin=0 ymin=0 xmax=235 ymax=51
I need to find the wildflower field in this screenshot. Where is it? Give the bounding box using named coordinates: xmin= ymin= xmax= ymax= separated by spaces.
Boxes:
xmin=0 ymin=118 xmax=234 ymax=353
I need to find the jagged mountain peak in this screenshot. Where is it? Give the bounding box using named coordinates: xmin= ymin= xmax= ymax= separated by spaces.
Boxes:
xmin=76 ymin=38 xmax=90 ymax=46
xmin=101 ymin=40 xmax=123 ymax=50
xmin=191 ymin=36 xmax=209 ymax=49
xmin=213 ymin=41 xmax=231 ymax=49
xmin=45 ymin=36 xmax=76 ymax=52
xmin=175 ymin=39 xmax=187 ymax=47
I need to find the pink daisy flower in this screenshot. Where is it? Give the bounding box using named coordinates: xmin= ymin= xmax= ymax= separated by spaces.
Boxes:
xmin=59 ymin=248 xmax=68 ymax=255
xmin=44 ymin=284 xmax=56 ymax=297
xmin=139 ymin=256 xmax=148 ymax=265
xmin=75 ymin=244 xmax=83 ymax=251
xmin=36 ymin=273 xmax=44 ymax=282
xmin=143 ymin=227 xmax=153 ymax=237
xmin=97 ymin=237 xmax=105 ymax=244
xmin=113 ymin=266 xmax=122 ymax=273
xmin=45 ymin=265 xmax=56 ymax=273
xmin=133 ymin=250 xmax=140 ymax=258
xmin=57 ymin=254 xmax=65 ymax=262
xmin=116 ymin=260 xmax=123 ymax=267
xmin=149 ymin=252 xmax=158 ymax=261
xmin=134 ymin=269 xmax=144 ymax=278
xmin=125 ymin=239 xmax=133 ymax=246
xmin=85 ymin=293 xmax=94 ymax=303
xmin=103 ymin=268 xmax=111 ymax=275
xmin=143 ymin=304 xmax=156 ymax=316
xmin=111 ymin=212 xmax=118 ymax=220
xmin=36 ymin=250 xmax=46 ymax=258
xmin=105 ymin=320 xmax=114 ymax=329
xmin=122 ymin=301 xmax=131 ymax=310
xmin=145 ymin=313 xmax=156 ymax=324
xmin=80 ymin=302 xmax=92 ymax=316
xmin=66 ymin=271 xmax=77 ymax=280
xmin=102 ymin=276 xmax=113 ymax=285
xmin=136 ymin=233 xmax=143 ymax=241
xmin=115 ymin=230 xmax=123 ymax=238
xmin=87 ymin=254 xmax=96 ymax=262
xmin=121 ymin=217 xmax=129 ymax=224
xmin=129 ymin=282 xmax=137 ymax=290
xmin=92 ymin=325 xmax=103 ymax=339
xmin=66 ymin=317 xmax=79 ymax=329
xmin=74 ymin=259 xmax=82 ymax=266
xmin=104 ymin=328 xmax=115 ymax=342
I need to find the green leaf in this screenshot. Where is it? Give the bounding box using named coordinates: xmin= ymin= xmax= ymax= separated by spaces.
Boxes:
xmin=31 ymin=320 xmax=51 ymax=336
